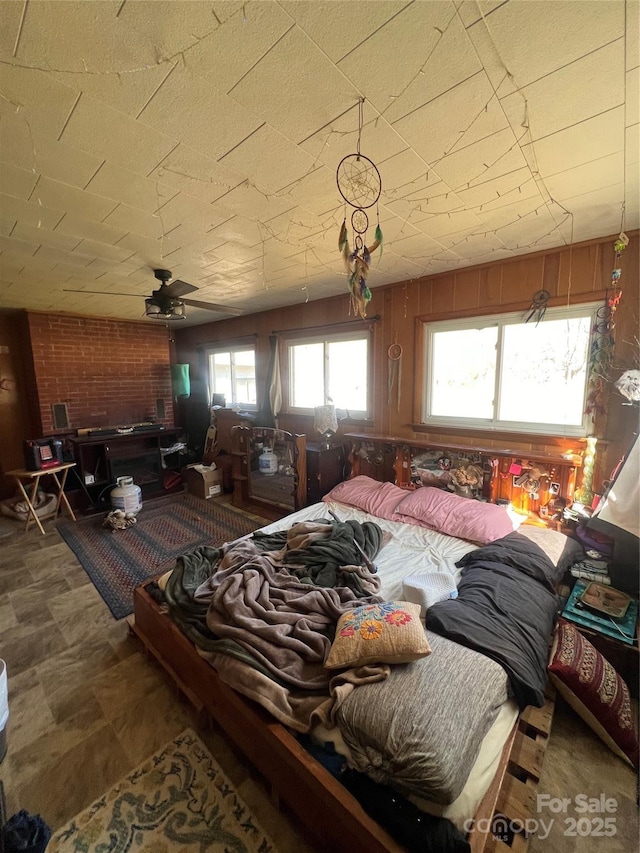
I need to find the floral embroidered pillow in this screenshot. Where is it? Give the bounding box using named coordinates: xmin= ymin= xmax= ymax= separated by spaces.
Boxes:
xmin=325 ymin=601 xmax=431 ymax=670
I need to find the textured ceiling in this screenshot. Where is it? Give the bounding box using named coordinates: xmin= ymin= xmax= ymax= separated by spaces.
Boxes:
xmin=0 ymin=0 xmax=637 ymax=326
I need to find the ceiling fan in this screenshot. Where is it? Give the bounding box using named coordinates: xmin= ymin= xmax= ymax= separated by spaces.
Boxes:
xmin=64 ymin=269 xmax=243 ymax=320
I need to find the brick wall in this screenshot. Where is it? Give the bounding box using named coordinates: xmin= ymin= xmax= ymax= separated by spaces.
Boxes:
xmin=27 ymin=313 xmax=174 ymax=434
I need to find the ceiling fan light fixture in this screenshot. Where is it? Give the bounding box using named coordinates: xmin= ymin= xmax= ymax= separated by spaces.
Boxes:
xmin=145 ymin=297 xmax=186 ymax=320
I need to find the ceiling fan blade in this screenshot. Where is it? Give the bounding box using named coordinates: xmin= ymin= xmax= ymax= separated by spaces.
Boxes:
xmin=63 ymin=289 xmax=145 ymax=297
xmin=165 ymin=279 xmax=198 ymax=298
xmin=182 ymin=298 xmax=243 ymax=316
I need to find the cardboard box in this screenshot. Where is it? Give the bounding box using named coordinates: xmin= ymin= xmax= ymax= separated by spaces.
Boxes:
xmin=184 ymin=464 xmax=222 ymax=499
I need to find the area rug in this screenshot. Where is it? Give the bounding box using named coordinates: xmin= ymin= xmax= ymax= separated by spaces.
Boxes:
xmin=46 ymin=728 xmax=277 ymax=852
xmin=56 ymin=492 xmax=261 ymax=620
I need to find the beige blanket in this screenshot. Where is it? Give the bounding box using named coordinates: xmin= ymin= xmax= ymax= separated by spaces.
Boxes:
xmin=199 ymin=646 xmax=390 ymax=733
xmin=193 ymin=524 xmax=381 ymax=691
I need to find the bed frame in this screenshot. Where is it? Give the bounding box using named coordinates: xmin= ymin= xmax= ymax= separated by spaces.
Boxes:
xmin=131 ymin=582 xmax=555 ymax=852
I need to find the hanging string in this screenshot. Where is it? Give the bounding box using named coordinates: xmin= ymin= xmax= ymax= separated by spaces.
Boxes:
xmin=566 ymin=212 xmax=574 ymax=308
xmin=388 ymin=339 xmax=403 ymax=412
xmin=459 ymin=3 xmax=574 ymax=249
xmin=356 ymin=97 xmax=364 ymax=158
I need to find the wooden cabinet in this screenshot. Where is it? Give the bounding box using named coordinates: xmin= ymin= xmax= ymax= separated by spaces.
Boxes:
xmin=306 ymin=443 xmax=346 ymax=504
xmin=70 ymin=428 xmax=183 ymax=505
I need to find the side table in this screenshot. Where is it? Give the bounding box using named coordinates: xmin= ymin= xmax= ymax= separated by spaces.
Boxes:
xmin=6 ymin=463 xmax=77 ymax=535
xmin=561 ymin=580 xmax=639 ymax=696
xmin=306 ymin=443 xmax=346 ymax=504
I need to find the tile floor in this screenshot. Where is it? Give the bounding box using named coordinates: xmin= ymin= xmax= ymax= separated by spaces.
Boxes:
xmin=0 ymin=505 xmax=637 ymax=852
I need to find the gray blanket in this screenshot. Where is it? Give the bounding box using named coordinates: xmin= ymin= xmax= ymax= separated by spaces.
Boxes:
xmin=336 ymin=630 xmax=510 ymax=804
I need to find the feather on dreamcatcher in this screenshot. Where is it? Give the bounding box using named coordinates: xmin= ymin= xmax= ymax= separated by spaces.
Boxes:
xmin=336 ymin=99 xmax=383 ymax=319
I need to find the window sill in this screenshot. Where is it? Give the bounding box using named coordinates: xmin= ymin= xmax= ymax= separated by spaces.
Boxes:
xmin=410 ymin=423 xmax=592 ymax=452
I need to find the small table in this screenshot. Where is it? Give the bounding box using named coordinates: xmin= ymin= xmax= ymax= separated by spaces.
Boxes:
xmin=562 ymin=579 xmax=639 ymax=695
xmin=7 ymin=463 xmax=77 ymax=535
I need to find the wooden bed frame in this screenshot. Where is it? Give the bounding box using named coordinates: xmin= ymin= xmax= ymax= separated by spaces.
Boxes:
xmin=131 ymin=582 xmax=556 ymax=852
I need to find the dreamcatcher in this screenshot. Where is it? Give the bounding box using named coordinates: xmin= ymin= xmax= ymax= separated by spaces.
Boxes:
xmin=337 ymin=99 xmax=383 ymax=319
xmin=523 ymin=289 xmax=550 ymax=325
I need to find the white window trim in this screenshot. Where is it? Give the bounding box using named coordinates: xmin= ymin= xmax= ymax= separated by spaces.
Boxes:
xmin=205 ymin=343 xmax=257 ymax=410
xmin=285 ymin=329 xmax=371 ymax=418
xmin=421 ymin=303 xmax=598 ymax=437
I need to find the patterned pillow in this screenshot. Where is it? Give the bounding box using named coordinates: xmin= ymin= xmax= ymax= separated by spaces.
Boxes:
xmin=548 ymin=619 xmax=639 ymax=767
xmin=325 ymin=601 xmax=431 ymax=670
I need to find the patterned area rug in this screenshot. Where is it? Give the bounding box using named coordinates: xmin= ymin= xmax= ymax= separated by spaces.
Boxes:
xmin=47 ymin=729 xmax=276 ymax=852
xmin=57 ymin=492 xmax=260 ymax=619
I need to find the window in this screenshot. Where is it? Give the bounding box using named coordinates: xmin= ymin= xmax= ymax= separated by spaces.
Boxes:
xmin=287 ymin=331 xmax=370 ymax=417
xmin=207 ymin=345 xmax=256 ymax=408
xmin=422 ymin=304 xmax=596 ymax=436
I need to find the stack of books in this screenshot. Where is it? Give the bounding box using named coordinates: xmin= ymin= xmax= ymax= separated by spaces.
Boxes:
xmin=562 ymin=580 xmax=638 ymax=645
xmin=570 ymin=557 xmax=612 ymax=585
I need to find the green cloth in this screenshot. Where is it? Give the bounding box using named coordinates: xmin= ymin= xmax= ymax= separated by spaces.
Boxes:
xmin=252 ymin=518 xmax=384 ymax=593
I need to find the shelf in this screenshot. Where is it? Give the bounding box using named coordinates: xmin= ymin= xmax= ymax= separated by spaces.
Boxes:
xmin=343 ymin=433 xmax=582 ymax=513
xmin=345 ymin=432 xmax=582 ymax=468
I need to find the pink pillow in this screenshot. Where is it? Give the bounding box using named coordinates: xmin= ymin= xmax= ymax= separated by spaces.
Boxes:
xmin=393 ymin=487 xmax=515 ymax=544
xmin=364 ymin=481 xmax=408 ymax=518
xmin=323 ymin=476 xmax=406 ymax=519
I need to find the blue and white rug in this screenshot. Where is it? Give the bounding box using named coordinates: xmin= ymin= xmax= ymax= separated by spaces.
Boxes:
xmin=47 ymin=729 xmax=276 ymax=852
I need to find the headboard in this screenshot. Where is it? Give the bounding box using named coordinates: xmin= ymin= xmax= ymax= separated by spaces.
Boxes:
xmin=344 ymin=432 xmax=583 ymax=524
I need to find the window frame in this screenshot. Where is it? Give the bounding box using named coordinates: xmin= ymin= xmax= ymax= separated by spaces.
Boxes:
xmin=421 ymin=303 xmax=598 ymax=437
xmin=284 ymin=328 xmax=372 ymax=418
xmin=205 ymin=341 xmax=257 ymax=410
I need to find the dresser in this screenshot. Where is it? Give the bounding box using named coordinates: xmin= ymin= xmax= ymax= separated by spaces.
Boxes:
xmin=306 ymin=443 xmax=346 ymax=504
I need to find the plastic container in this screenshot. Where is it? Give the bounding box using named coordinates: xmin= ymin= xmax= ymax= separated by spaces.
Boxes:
xmin=110 ymin=476 xmax=142 ymax=515
xmin=258 ymin=448 xmax=278 ymax=476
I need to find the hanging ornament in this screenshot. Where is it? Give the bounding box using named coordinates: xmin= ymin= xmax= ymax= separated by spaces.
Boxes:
xmin=615 ymin=369 xmax=640 ymax=403
xmin=387 ymin=340 xmax=403 ymax=412
xmin=523 ymin=289 xmax=550 ymax=325
xmin=336 ymin=99 xmax=383 ymax=319
xmin=584 ymin=231 xmax=628 ymax=419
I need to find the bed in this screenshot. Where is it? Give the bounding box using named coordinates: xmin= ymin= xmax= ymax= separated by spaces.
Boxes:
xmin=131 ymin=475 xmax=580 ymax=852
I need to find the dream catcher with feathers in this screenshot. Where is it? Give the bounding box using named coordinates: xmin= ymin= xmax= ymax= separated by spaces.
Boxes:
xmin=336 ymin=99 xmax=383 ymax=319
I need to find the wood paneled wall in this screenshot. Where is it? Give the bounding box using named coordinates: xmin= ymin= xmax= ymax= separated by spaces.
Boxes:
xmin=0 ymin=313 xmax=37 ymax=491
xmin=176 ymin=231 xmax=639 ymax=495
